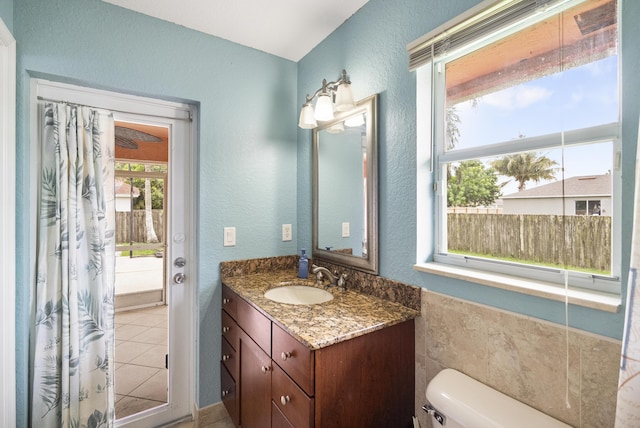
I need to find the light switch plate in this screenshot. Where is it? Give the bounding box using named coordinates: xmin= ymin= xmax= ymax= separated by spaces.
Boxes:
xmin=282 ymin=224 xmax=292 ymax=241
xmin=223 ymin=227 xmax=236 ymax=246
xmin=342 ymin=222 xmax=350 ymax=238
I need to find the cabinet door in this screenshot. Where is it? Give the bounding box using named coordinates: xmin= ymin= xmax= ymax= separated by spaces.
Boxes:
xmin=239 ymin=330 xmax=272 ymax=428
xmin=237 ymin=294 xmax=271 ymax=355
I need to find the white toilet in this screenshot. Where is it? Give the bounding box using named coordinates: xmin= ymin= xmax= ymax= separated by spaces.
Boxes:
xmin=425 ymin=369 xmax=572 ymax=428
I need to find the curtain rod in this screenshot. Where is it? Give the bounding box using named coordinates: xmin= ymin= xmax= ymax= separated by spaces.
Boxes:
xmin=36 ymin=96 xmax=192 ymax=122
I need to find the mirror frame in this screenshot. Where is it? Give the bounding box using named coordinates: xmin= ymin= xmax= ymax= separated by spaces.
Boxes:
xmin=312 ymin=94 xmax=378 ymax=274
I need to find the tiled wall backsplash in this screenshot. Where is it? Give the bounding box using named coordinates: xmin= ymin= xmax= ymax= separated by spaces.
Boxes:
xmin=415 ymin=289 xmax=621 ymax=428
xmin=220 ymin=257 xmax=621 ymax=428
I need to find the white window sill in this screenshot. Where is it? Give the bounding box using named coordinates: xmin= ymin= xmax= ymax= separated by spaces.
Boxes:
xmin=413 ymin=262 xmax=621 ymax=313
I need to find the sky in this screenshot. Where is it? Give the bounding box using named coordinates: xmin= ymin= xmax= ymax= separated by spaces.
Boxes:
xmin=450 ymin=55 xmax=618 ymax=195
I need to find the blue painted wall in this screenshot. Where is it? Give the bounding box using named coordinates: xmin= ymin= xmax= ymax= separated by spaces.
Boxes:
xmin=298 ymin=0 xmax=639 ymax=340
xmin=13 ymin=0 xmax=297 ymax=422
xmin=0 ymin=0 xmax=12 ymax=32
xmin=10 ymin=0 xmax=640 ymax=422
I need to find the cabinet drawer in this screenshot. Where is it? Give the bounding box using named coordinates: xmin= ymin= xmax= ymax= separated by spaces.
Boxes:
xmin=220 ymin=362 xmax=237 ymax=425
xmin=237 ymin=296 xmax=271 ymax=356
xmin=221 ymin=336 xmax=237 ymax=379
xmin=272 ymin=401 xmax=294 ymax=428
xmin=222 ymin=284 xmax=238 ymax=319
xmin=222 ymin=310 xmax=239 ymax=351
xmin=273 ymin=323 xmax=315 ymax=396
xmin=272 ymin=364 xmax=314 ymax=428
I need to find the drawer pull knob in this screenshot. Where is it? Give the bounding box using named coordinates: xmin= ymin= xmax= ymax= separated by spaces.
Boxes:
xmin=222 ymin=390 xmax=230 ymax=397
xmin=280 ymin=395 xmax=290 ymax=406
xmin=261 ymin=365 xmax=271 ymax=373
xmin=223 ymin=298 xmax=230 ymax=304
xmin=222 ymin=326 xmax=230 ymax=333
xmin=281 ymin=351 xmax=292 ymax=361
xmin=222 ymin=354 xmax=230 ymax=361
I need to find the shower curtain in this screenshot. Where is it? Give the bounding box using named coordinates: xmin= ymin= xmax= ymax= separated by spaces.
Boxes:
xmin=616 ymin=125 xmax=640 ymax=426
xmin=31 ymin=102 xmax=116 ymax=427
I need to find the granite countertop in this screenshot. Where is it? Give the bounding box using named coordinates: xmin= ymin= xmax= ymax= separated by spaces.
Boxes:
xmin=222 ymin=270 xmax=419 ymax=350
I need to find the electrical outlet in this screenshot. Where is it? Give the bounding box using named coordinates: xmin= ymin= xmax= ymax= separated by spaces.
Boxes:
xmin=282 ymin=224 xmax=292 ymax=241
xmin=342 ymin=222 xmax=350 ymax=238
xmin=223 ymin=227 xmax=236 ymax=246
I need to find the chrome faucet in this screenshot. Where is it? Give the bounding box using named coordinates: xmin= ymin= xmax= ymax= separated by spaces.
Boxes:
xmin=311 ymin=264 xmax=347 ymax=291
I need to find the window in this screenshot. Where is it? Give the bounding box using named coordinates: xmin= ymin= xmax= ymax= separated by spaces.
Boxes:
xmin=411 ymin=0 xmax=620 ymax=295
xmin=575 ymin=199 xmax=602 ymax=215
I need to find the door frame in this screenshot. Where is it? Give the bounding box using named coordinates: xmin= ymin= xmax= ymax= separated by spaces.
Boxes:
xmin=0 ymin=17 xmax=16 ymax=428
xmin=30 ymin=78 xmax=198 ymax=426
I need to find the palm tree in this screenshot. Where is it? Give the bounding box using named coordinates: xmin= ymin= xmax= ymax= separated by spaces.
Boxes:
xmin=490 ymin=152 xmax=558 ymax=192
xmin=144 ymin=164 xmax=159 ymax=244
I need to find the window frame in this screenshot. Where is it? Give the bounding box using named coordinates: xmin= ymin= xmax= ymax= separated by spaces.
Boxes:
xmin=414 ymin=0 xmax=622 ymax=301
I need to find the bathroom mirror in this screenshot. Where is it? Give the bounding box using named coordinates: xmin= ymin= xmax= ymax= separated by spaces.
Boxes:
xmin=313 ymin=94 xmax=378 ymax=274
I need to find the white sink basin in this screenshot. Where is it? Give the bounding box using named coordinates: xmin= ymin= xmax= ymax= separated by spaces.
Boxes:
xmin=264 ymin=285 xmax=333 ymax=305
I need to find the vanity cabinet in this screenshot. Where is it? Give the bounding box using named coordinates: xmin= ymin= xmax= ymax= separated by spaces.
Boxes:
xmin=221 ymin=283 xmax=415 ymax=428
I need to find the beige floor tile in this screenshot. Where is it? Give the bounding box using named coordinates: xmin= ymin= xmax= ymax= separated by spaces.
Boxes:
xmin=129 ymin=369 xmax=168 ymax=402
xmin=170 ymin=422 xmax=196 ymax=428
xmin=128 ymin=314 xmax=167 ymax=327
xmin=113 ymin=305 xmax=169 ymax=421
xmin=130 ymin=326 xmax=167 ymax=345
xmin=129 ymin=344 xmax=167 ymax=368
xmin=115 ymin=341 xmax=155 ymax=363
xmin=115 ymin=364 xmax=159 ymax=396
xmin=115 ymin=311 xmax=148 ymax=325
xmin=116 ymin=323 xmax=151 ymax=340
xmin=139 ymin=305 xmax=168 ymax=315
xmin=115 ymin=395 xmax=165 ymax=419
xmin=207 ymin=417 xmax=235 ymax=428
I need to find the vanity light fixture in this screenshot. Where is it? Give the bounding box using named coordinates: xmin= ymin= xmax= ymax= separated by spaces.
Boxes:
xmin=298 ymin=69 xmax=355 ymax=129
xmin=344 ymin=113 xmax=365 ymax=128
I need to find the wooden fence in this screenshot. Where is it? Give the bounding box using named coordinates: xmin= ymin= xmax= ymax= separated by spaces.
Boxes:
xmin=116 ymin=210 xmax=164 ymax=244
xmin=447 ymin=213 xmax=611 ymax=271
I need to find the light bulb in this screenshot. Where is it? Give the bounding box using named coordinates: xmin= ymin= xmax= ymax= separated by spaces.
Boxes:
xmin=314 ymin=93 xmax=334 ymax=121
xmin=335 ymin=83 xmax=355 ymax=112
xmin=298 ymin=104 xmax=317 ymax=129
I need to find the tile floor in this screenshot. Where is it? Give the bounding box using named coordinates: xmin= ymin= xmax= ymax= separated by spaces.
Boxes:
xmin=114 ymin=305 xmax=169 ymax=419
xmin=114 ymin=305 xmax=237 ymax=426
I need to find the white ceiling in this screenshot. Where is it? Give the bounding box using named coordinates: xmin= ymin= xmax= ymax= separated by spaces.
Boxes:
xmin=103 ymin=0 xmax=370 ymax=62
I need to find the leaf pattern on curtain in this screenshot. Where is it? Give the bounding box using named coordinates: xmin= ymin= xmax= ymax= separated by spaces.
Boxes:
xmin=31 ymin=102 xmax=116 ymax=428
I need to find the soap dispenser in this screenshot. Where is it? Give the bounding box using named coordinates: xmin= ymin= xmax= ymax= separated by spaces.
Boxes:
xmin=298 ymin=249 xmax=309 ymax=279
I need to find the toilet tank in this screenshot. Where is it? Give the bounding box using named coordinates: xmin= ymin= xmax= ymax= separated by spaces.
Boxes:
xmin=425 ymin=369 xmax=571 ymax=428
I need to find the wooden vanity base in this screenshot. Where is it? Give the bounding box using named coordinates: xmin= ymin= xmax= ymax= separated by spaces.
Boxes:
xmin=221 ymin=284 xmax=415 ymax=428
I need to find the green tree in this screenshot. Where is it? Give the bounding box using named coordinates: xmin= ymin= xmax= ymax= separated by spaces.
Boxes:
xmin=447 ymin=160 xmax=502 ymax=207
xmin=490 ymin=152 xmax=558 ymax=192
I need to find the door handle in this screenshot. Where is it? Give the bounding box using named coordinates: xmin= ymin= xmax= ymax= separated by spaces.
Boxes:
xmin=173 ymin=272 xmax=186 ymax=284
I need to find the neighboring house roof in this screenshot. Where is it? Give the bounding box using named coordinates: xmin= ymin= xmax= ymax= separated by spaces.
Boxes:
xmin=115 ymin=178 xmax=140 ymax=197
xmin=502 ymin=174 xmax=611 ymax=199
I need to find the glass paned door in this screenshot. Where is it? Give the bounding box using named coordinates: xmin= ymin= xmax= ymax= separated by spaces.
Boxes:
xmin=115 ymin=165 xmax=168 ymax=310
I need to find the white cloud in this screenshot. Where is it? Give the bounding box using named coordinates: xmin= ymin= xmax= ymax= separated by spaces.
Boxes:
xmin=483 ymin=85 xmax=552 ymax=110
